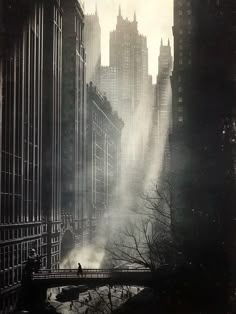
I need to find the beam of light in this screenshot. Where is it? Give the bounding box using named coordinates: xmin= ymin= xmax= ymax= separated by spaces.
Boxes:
xmin=61 ymin=3 xmax=173 ymax=270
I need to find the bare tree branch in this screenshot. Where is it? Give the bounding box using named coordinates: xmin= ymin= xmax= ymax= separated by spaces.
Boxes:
xmin=106 ymin=182 xmax=177 ymax=271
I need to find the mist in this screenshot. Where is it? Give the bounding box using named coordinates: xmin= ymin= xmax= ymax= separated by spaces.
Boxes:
xmin=61 ymin=2 xmax=173 ymax=270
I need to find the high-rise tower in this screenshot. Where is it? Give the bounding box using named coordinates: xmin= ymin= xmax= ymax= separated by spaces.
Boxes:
xmin=110 ymin=7 xmax=148 ymax=124
xmin=61 ymin=0 xmax=87 ymax=251
xmin=109 ymin=7 xmax=150 ymax=210
xmin=171 ymin=1 xmax=235 ymax=277
xmin=0 ymin=0 xmax=63 ymax=311
xmin=156 ymin=39 xmax=172 ymax=139
xmin=84 ymin=8 xmax=101 ymax=87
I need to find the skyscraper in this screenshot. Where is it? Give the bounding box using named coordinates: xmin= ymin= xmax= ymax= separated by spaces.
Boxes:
xmin=110 ymin=7 xmax=149 ymax=125
xmin=155 ymin=40 xmax=172 ymax=174
xmin=61 ymin=0 xmax=87 ymax=253
xmin=156 ymin=39 xmax=172 ymax=139
xmin=84 ymin=7 xmax=101 ymax=87
xmin=0 ymin=0 xmax=63 ymax=311
xmin=100 ymin=66 xmax=119 ymax=112
xmin=171 ymin=0 xmax=235 ymax=273
xmin=41 ymin=0 xmax=63 ymax=272
xmin=109 ymin=7 xmax=150 ymax=210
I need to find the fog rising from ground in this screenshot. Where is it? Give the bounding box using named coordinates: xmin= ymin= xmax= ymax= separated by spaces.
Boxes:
xmin=85 ymin=0 xmax=173 ymax=81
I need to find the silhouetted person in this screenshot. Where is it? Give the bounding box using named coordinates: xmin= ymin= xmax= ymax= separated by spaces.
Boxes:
xmin=77 ymin=263 xmax=83 ymax=276
xmin=70 ymin=301 xmax=73 ymax=310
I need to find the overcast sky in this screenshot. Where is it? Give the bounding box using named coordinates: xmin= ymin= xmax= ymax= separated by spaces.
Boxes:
xmin=84 ymin=0 xmax=173 ymax=82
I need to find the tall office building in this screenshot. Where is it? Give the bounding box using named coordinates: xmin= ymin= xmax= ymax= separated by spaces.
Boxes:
xmin=171 ymin=0 xmax=235 ymax=273
xmin=84 ymin=8 xmax=101 ymax=86
xmin=156 ymin=40 xmax=172 ymax=172
xmin=100 ymin=66 xmax=119 ymax=112
xmin=109 ymin=8 xmax=150 ymax=210
xmin=156 ymin=40 xmax=172 ymax=139
xmin=0 ymin=0 xmax=62 ymax=311
xmin=41 ymin=0 xmax=62 ymax=272
xmin=61 ymin=0 xmax=87 ymax=254
xmin=110 ymin=7 xmax=149 ymax=125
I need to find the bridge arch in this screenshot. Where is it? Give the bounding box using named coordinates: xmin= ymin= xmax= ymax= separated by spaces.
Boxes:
xmin=61 ymin=229 xmax=75 ymax=261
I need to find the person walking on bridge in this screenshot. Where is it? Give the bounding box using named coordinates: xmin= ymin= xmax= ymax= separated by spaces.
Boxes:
xmin=77 ymin=262 xmax=83 ymax=276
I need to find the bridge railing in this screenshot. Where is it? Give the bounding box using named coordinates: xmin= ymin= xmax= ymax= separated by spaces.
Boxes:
xmin=32 ymin=268 xmax=151 ymax=280
xmin=37 ymin=268 xmax=150 ymax=273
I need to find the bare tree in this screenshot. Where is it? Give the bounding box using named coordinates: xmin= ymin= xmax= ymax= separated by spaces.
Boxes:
xmin=106 ymin=181 xmax=177 ymax=271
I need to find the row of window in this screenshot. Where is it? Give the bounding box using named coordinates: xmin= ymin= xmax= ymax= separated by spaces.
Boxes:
xmin=0 ymin=238 xmax=41 ymax=272
xmin=51 ymin=253 xmax=60 ymax=267
xmin=178 ymin=1 xmax=191 ymax=7
xmin=1 ymin=194 xmax=40 ymax=224
xmin=0 ymin=267 xmax=23 ymax=288
xmin=0 ymin=225 xmax=41 ymax=242
xmin=178 ymin=9 xmax=192 ymax=16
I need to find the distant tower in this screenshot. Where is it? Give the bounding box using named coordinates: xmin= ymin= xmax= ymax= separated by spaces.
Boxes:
xmin=118 ymin=4 xmax=121 ymax=16
xmin=109 ymin=9 xmax=149 ymax=209
xmin=84 ymin=9 xmax=101 ymax=86
xmin=110 ymin=11 xmax=148 ymax=124
xmin=156 ymin=39 xmax=172 ymax=148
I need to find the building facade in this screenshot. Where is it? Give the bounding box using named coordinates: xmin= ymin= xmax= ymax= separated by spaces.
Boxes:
xmin=61 ymin=0 xmax=87 ymax=256
xmin=100 ymin=66 xmax=119 ymax=112
xmin=86 ymin=83 xmax=123 ymax=239
xmin=0 ymin=0 xmax=63 ymax=311
xmin=110 ymin=7 xmax=149 ymax=126
xmin=156 ymin=40 xmax=172 ymax=139
xmin=109 ymin=8 xmax=150 ymax=211
xmin=84 ymin=8 xmax=101 ymax=86
xmin=156 ymin=40 xmax=172 ymax=172
xmin=41 ymin=0 xmax=63 ymax=272
xmin=171 ymin=0 xmax=235 ymax=272
xmin=0 ymin=2 xmax=44 ymax=310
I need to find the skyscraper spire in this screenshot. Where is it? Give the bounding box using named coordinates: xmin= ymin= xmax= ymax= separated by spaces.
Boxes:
xmin=95 ymin=4 xmax=98 ymax=16
xmin=134 ymin=11 xmax=136 ymax=22
xmin=118 ymin=4 xmax=121 ymax=17
xmin=161 ymin=38 xmax=163 ymax=46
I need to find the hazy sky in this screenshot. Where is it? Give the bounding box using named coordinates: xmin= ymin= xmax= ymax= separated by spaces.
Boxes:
xmin=84 ymin=0 xmax=173 ymax=82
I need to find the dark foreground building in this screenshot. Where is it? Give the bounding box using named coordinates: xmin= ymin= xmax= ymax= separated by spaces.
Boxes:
xmin=86 ymin=83 xmax=123 ymax=239
xmin=171 ymin=0 xmax=236 ymax=309
xmin=0 ymin=0 xmax=63 ymax=311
